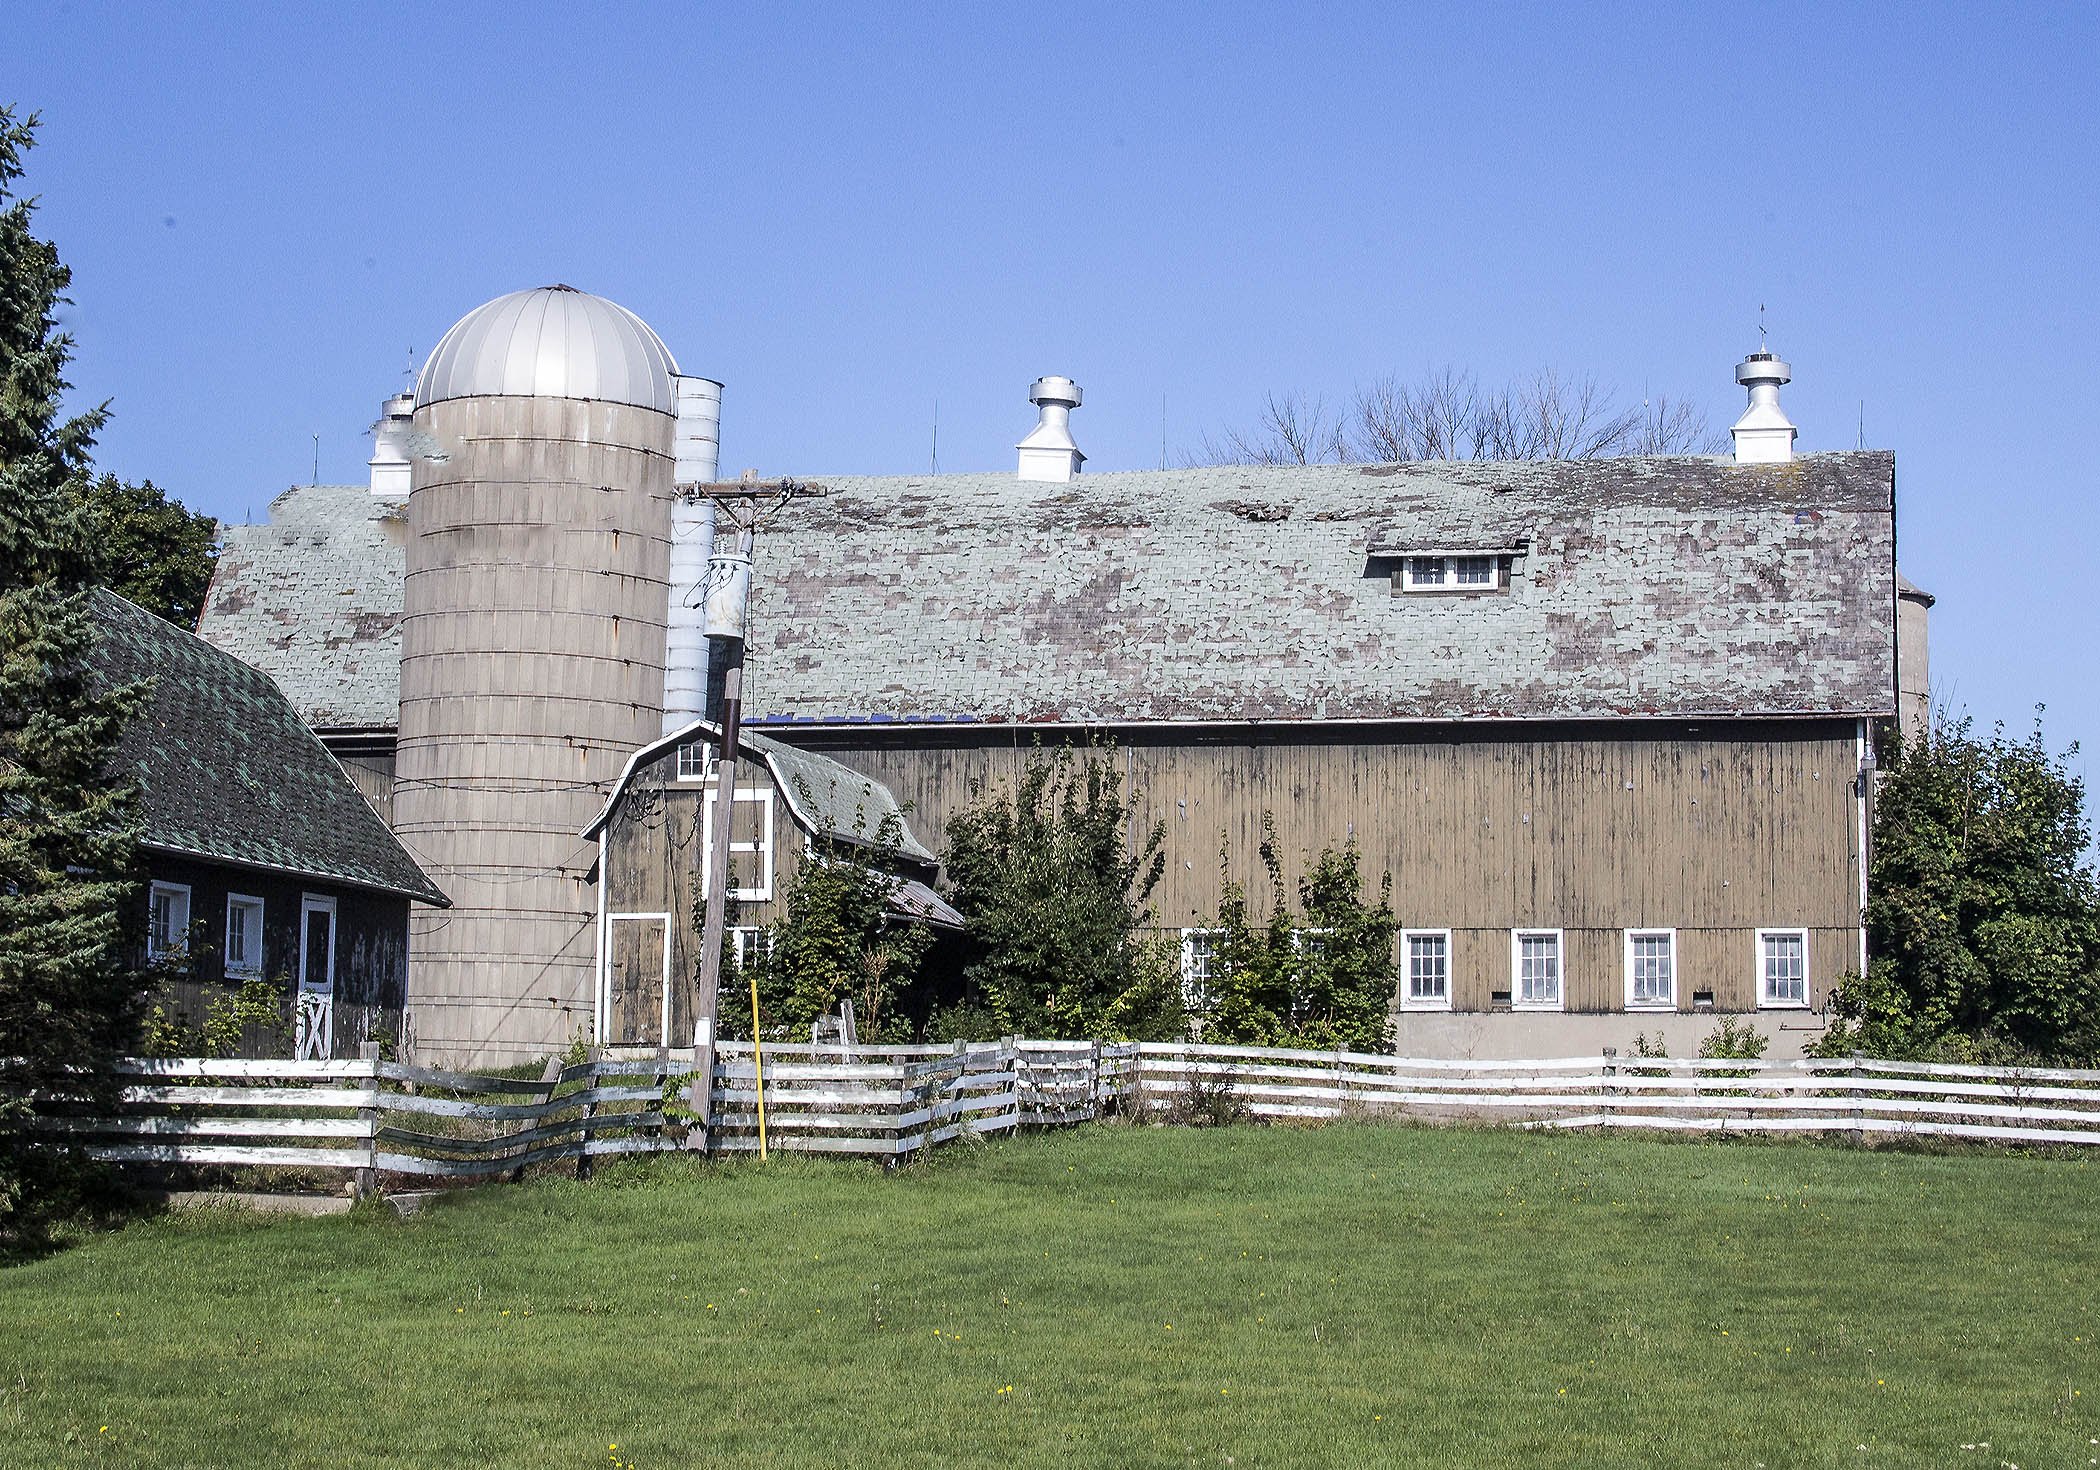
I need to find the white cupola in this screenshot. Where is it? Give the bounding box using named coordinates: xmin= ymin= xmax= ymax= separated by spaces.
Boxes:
xmin=367 ymin=392 xmax=415 ymax=495
xmin=1731 ymin=351 xmax=1796 ymax=465
xmin=1017 ymin=376 xmax=1085 ymax=482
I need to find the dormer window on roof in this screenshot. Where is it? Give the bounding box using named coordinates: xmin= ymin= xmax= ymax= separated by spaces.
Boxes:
xmin=1399 ymin=553 xmax=1509 ymax=594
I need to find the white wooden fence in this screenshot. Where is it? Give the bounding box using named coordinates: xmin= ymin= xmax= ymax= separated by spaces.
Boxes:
xmin=29 ymin=1042 xmax=2100 ymax=1196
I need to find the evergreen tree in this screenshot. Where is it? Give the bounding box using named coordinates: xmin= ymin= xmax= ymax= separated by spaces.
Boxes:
xmin=0 ymin=105 xmax=148 ymax=1246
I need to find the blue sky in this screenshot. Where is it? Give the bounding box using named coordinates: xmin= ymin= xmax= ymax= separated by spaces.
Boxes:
xmin=13 ymin=2 xmax=2099 ymax=788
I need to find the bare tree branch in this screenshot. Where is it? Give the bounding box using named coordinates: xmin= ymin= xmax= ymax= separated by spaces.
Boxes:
xmin=1188 ymin=366 xmax=1723 ymax=465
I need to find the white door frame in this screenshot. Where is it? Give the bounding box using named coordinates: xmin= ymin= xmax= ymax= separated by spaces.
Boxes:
xmin=296 ymin=894 xmax=339 ymax=1060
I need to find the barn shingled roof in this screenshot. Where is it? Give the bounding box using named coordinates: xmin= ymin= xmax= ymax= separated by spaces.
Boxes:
xmin=198 ymin=452 xmax=1897 ymax=729
xmin=198 ymin=483 xmax=405 ymax=731
xmin=86 ymin=589 xmax=448 ymax=906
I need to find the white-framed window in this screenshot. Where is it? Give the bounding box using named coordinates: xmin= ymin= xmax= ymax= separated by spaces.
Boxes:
xmin=1400 ymin=929 xmax=1452 ymax=1011
xmin=675 ymin=741 xmax=710 ymax=782
xmin=147 ymin=881 xmax=191 ymax=962
xmin=225 ymin=893 xmax=265 ymax=978
xmin=732 ymin=925 xmax=774 ymax=970
xmin=1511 ymin=928 xmax=1563 ymax=1011
xmin=1401 ymin=554 xmax=1500 ymax=592
xmin=700 ymin=787 xmax=776 ymax=902
xmin=1624 ymin=929 xmax=1677 ymax=1011
xmin=1180 ymin=928 xmax=1221 ymax=1009
xmin=1757 ymin=928 xmax=1810 ymax=1009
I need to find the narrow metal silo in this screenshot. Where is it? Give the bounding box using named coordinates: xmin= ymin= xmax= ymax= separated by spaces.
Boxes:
xmin=395 ymin=285 xmax=679 ymax=1065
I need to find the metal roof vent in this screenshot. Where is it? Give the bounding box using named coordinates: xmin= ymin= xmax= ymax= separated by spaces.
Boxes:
xmin=1017 ymin=375 xmax=1085 ymax=482
xmin=1731 ymin=350 xmax=1796 ymax=465
xmin=367 ymin=392 xmax=415 ymax=495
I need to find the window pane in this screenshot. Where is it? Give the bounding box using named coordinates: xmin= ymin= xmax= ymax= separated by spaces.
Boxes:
xmin=1409 ymin=557 xmax=1445 ymax=586
xmin=1408 ymin=935 xmax=1448 ymax=1000
xmin=1454 ymin=556 xmax=1493 ymax=585
xmin=1763 ymin=933 xmax=1806 ymax=1003
xmin=1630 ymin=934 xmax=1673 ymax=1004
xmin=1517 ymin=933 xmax=1560 ymax=1004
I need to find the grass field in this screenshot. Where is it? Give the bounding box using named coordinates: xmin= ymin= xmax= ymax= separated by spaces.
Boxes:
xmin=3 ymin=1124 xmax=2095 ymax=1469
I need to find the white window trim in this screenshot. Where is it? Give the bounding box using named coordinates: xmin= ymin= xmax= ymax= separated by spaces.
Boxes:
xmin=147 ymin=881 xmax=192 ymax=962
xmin=224 ymin=893 xmax=265 ymax=978
xmin=298 ymin=893 xmax=338 ymax=994
xmin=674 ymin=741 xmax=711 ymax=783
xmin=1400 ymin=928 xmax=1453 ymax=1012
xmin=1623 ymin=927 xmax=1678 ymax=1012
xmin=700 ymin=787 xmax=776 ymax=902
xmin=1400 ymin=554 xmax=1500 ymax=593
xmin=1510 ymin=928 xmax=1564 ymax=1012
xmin=1179 ymin=927 xmax=1221 ymax=1009
xmin=1755 ymin=927 xmax=1812 ymax=1010
xmin=731 ymin=924 xmax=773 ymax=970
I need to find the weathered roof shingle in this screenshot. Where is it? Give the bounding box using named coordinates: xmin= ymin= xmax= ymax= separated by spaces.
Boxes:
xmin=88 ymin=590 xmax=447 ymax=905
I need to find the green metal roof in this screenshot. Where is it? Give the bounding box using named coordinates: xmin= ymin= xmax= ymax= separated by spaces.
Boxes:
xmin=86 ymin=589 xmax=448 ymax=906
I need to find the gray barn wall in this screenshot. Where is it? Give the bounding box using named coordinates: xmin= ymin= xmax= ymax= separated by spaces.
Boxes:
xmin=394 ymin=395 xmax=675 ymax=1065
xmin=784 ymin=719 xmax=1865 ymax=1016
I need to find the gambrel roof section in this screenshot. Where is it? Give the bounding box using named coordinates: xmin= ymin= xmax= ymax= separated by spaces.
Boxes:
xmin=197 ymin=483 xmax=405 ymax=732
xmin=195 ymin=452 xmax=1897 ymax=730
xmin=740 ymin=451 xmax=1897 ymax=726
xmin=86 ymin=590 xmax=448 ymax=905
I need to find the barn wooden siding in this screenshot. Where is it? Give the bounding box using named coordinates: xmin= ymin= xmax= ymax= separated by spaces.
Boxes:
xmin=783 ymin=718 xmax=1865 ymax=1014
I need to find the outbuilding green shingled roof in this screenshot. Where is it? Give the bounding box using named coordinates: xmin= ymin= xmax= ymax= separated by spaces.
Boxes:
xmin=86 ymin=589 xmax=447 ymax=906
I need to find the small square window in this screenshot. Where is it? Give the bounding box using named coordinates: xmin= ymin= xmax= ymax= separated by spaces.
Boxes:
xmin=147 ymin=881 xmax=191 ymax=962
xmin=701 ymin=788 xmax=776 ymax=902
xmin=1757 ymin=929 xmax=1810 ymax=1008
xmin=732 ymin=925 xmax=774 ymax=970
xmin=1406 ymin=557 xmax=1446 ymax=587
xmin=1453 ymin=556 xmax=1494 ymax=586
xmin=1401 ymin=929 xmax=1451 ymax=1011
xmin=1625 ymin=929 xmax=1676 ymax=1011
xmin=675 ymin=741 xmax=711 ymax=782
xmin=225 ymin=894 xmax=265 ymax=977
xmin=1512 ymin=929 xmax=1563 ymax=1011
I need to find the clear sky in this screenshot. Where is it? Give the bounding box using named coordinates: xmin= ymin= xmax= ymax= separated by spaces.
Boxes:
xmin=12 ymin=2 xmax=2099 ymax=790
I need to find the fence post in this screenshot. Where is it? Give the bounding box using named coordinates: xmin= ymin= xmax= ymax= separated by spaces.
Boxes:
xmin=1131 ymin=1046 xmax=1149 ymax=1122
xmin=1088 ymin=1039 xmax=1102 ymax=1123
xmin=1850 ymin=1051 xmax=1866 ymax=1146
xmin=686 ymin=1014 xmax=715 ymax=1154
xmin=1600 ymin=1047 xmax=1617 ymax=1125
xmin=577 ymin=1046 xmax=599 ymax=1182
xmin=354 ymin=1041 xmax=381 ymax=1200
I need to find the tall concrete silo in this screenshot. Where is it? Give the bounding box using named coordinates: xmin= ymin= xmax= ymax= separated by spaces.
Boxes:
xmin=396 ymin=285 xmax=679 ymax=1065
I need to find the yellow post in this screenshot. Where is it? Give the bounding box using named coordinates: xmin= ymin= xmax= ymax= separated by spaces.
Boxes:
xmin=749 ymin=969 xmax=768 ymax=1161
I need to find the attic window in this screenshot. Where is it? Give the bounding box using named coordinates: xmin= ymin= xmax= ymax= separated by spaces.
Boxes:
xmin=1399 ymin=554 xmax=1505 ymax=593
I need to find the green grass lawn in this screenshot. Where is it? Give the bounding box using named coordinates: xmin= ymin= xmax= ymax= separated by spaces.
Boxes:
xmin=3 ymin=1124 xmax=2095 ymax=1469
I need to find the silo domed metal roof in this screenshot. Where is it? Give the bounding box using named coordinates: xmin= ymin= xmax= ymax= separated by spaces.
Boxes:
xmin=415 ymin=285 xmax=680 ymax=413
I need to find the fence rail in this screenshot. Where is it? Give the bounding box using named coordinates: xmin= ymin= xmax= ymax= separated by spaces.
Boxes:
xmin=24 ymin=1041 xmax=2099 ymax=1196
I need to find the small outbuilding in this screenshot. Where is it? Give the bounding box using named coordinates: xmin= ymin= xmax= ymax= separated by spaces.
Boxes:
xmin=86 ymin=589 xmax=448 ymax=1058
xmin=583 ymin=719 xmax=954 ymax=1047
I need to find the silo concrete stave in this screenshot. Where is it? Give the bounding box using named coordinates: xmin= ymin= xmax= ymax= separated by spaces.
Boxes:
xmin=394 ymin=288 xmax=678 ymax=1065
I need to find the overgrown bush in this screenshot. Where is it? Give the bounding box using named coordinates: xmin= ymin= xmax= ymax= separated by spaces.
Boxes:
xmin=939 ymin=743 xmax=1178 ymax=1041
xmin=737 ymin=814 xmax=934 ymax=1043
xmin=1816 ymin=712 xmax=2100 ymax=1064
xmin=1197 ymin=819 xmax=1396 ymax=1053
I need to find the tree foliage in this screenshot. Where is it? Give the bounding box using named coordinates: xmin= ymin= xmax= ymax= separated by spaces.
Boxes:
xmin=66 ymin=473 xmax=218 ymax=627
xmin=1191 ymin=366 xmax=1721 ymax=467
xmin=1197 ymin=820 xmax=1397 ymax=1052
xmin=1817 ymin=712 xmax=2100 ymax=1063
xmin=0 ymin=104 xmax=149 ymax=1248
xmin=735 ymin=818 xmax=935 ymax=1045
xmin=939 ymin=744 xmax=1180 ymax=1040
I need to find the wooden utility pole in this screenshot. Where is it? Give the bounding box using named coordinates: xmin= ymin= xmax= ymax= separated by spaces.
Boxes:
xmin=684 ymin=475 xmax=823 ymax=1141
